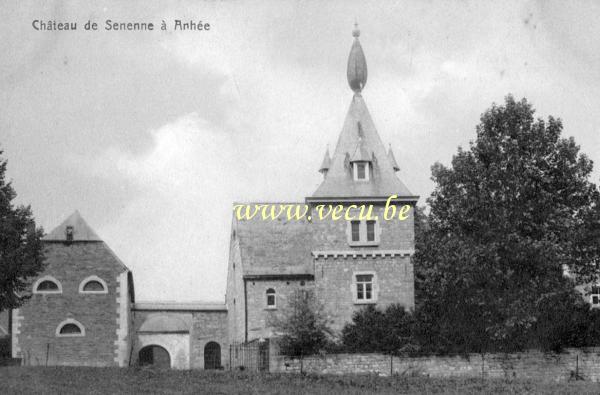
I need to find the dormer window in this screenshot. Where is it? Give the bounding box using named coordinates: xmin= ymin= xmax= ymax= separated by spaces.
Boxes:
xmin=353 ymin=162 xmax=370 ymax=181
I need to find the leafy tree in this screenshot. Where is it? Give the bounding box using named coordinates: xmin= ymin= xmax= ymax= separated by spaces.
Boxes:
xmin=341 ymin=304 xmax=416 ymax=354
xmin=269 ymin=289 xmax=332 ymax=356
xmin=0 ymin=150 xmax=45 ymax=312
xmin=414 ymin=95 xmax=600 ymax=353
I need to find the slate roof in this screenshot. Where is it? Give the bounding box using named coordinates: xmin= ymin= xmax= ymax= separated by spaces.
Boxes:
xmin=234 ymin=207 xmax=313 ymax=276
xmin=43 ymin=210 xmax=102 ymax=241
xmin=310 ymin=94 xmax=415 ymax=200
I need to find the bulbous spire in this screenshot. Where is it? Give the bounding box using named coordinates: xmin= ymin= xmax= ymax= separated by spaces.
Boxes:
xmin=347 ymin=23 xmax=367 ymax=93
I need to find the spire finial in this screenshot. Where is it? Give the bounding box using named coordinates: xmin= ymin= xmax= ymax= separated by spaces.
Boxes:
xmin=353 ymin=21 xmax=360 ymax=38
xmin=347 ymin=23 xmax=367 ymax=93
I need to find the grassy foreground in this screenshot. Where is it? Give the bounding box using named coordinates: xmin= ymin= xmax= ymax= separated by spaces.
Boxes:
xmin=1 ymin=367 xmax=600 ymax=394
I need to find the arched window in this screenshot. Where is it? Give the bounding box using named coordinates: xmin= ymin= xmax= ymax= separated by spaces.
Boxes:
xmin=33 ymin=276 xmax=62 ymax=294
xmin=79 ymin=276 xmax=108 ymax=294
xmin=266 ymin=288 xmax=276 ymax=309
xmin=56 ymin=319 xmax=85 ymax=337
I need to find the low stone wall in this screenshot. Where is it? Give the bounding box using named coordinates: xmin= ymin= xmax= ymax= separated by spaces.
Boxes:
xmin=273 ymin=348 xmax=600 ymax=382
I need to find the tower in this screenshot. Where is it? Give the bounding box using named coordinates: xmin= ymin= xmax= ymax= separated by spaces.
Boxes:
xmin=307 ymin=25 xmax=418 ymax=332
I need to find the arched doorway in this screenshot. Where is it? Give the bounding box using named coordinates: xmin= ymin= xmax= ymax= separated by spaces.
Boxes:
xmin=139 ymin=345 xmax=171 ymax=368
xmin=204 ymin=342 xmax=221 ymax=369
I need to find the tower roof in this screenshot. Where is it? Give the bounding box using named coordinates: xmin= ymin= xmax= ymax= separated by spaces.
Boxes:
xmin=43 ymin=210 xmax=102 ymax=241
xmin=309 ymin=26 xmax=416 ymax=201
xmin=310 ymin=95 xmax=414 ymax=199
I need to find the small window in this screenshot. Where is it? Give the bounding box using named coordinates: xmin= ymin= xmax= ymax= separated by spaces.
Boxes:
xmin=357 ymin=163 xmax=366 ymax=179
xmin=65 ymin=225 xmax=74 ymax=242
xmin=353 ymin=272 xmax=377 ymax=304
xmin=356 ymin=274 xmax=373 ymax=301
xmin=592 ymin=286 xmax=600 ymax=306
xmin=83 ymin=281 xmax=104 ymax=292
xmin=266 ymin=288 xmax=276 ymax=308
xmin=366 ymin=220 xmax=376 ymax=242
xmin=351 ymin=221 xmax=360 ymax=242
xmin=33 ymin=276 xmax=62 ymax=294
xmin=38 ymin=280 xmax=59 ymax=291
xmin=79 ymin=276 xmax=108 ymax=294
xmin=56 ymin=319 xmax=85 ymax=337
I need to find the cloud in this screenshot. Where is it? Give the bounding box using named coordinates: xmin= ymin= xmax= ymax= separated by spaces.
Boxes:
xmin=74 ymin=113 xmax=238 ymax=301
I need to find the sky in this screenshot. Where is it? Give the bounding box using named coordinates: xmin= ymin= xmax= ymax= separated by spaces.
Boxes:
xmin=1 ymin=0 xmax=599 ymax=302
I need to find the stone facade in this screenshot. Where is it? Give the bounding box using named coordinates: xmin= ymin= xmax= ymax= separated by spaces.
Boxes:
xmin=131 ymin=303 xmax=228 ymax=370
xmin=274 ymin=349 xmax=600 ymax=382
xmin=12 ymin=227 xmax=133 ymax=367
xmin=244 ymin=278 xmax=314 ymax=340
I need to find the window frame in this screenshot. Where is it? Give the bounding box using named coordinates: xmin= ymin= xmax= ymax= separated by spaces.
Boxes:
xmin=79 ymin=275 xmax=109 ymax=294
xmin=591 ymin=285 xmax=600 ymax=307
xmin=266 ymin=288 xmax=276 ymax=309
xmin=56 ymin=318 xmax=86 ymax=337
xmin=352 ymin=271 xmax=378 ymax=304
xmin=346 ymin=219 xmax=380 ymax=246
xmin=352 ymin=162 xmax=370 ymax=181
xmin=32 ymin=275 xmax=63 ymax=294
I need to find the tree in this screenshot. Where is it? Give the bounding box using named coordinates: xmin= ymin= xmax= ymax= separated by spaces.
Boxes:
xmin=341 ymin=304 xmax=416 ymax=354
xmin=0 ymin=150 xmax=45 ymax=312
xmin=269 ymin=289 xmax=332 ymax=356
xmin=414 ymin=95 xmax=600 ymax=353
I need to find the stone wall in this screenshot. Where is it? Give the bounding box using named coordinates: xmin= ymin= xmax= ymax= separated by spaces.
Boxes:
xmin=310 ymin=203 xmax=415 ymax=332
xmin=244 ymin=279 xmax=313 ymax=341
xmin=190 ymin=311 xmax=229 ymax=369
xmin=273 ymin=349 xmax=600 ymax=382
xmin=309 ymin=204 xmax=415 ymax=251
xmin=14 ymin=242 xmax=126 ymax=367
xmin=314 ymin=255 xmax=413 ymax=332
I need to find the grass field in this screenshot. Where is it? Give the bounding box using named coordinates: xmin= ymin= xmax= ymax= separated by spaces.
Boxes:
xmin=2 ymin=367 xmax=600 ymax=394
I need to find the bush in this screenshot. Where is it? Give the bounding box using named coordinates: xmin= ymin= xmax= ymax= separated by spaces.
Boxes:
xmin=341 ymin=304 xmax=417 ymax=355
xmin=269 ymin=289 xmax=333 ymax=356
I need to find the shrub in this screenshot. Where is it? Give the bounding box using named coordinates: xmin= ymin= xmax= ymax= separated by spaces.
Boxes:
xmin=341 ymin=304 xmax=416 ymax=355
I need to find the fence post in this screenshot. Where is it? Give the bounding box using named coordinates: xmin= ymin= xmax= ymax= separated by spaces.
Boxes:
xmin=390 ymin=354 xmax=393 ymax=376
xmin=481 ymin=353 xmax=485 ymax=382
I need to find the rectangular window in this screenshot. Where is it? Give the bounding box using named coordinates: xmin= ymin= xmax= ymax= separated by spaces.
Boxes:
xmin=351 ymin=221 xmax=360 ymax=242
xmin=356 ymin=274 xmax=374 ymax=301
xmin=366 ymin=220 xmax=375 ymax=241
xmin=592 ymin=286 xmax=600 ymax=306
xmin=356 ymin=163 xmax=366 ymax=179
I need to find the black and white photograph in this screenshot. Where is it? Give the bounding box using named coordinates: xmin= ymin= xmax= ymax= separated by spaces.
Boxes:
xmin=1 ymin=1 xmax=600 ymax=393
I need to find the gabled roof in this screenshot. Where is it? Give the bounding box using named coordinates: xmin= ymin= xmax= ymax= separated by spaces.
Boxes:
xmin=310 ymin=94 xmax=415 ymax=200
xmin=350 ymin=137 xmax=371 ymax=162
xmin=234 ymin=206 xmax=314 ymax=276
xmin=43 ymin=210 xmax=102 ymax=241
